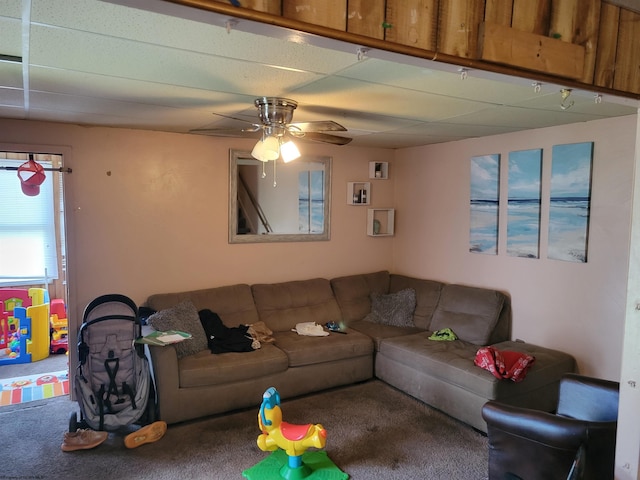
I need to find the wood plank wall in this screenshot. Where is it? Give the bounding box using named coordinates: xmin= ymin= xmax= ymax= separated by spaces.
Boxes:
xmin=213 ymin=0 xmax=640 ymax=95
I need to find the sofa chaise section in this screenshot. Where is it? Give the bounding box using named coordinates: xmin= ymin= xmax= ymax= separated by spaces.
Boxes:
xmin=330 ymin=271 xmax=576 ymax=433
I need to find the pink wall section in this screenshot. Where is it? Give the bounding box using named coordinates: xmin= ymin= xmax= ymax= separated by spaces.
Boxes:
xmin=393 ymin=115 xmax=638 ymax=380
xmin=0 ymin=118 xmax=395 ymax=371
xmin=1 ymin=115 xmax=636 ymax=381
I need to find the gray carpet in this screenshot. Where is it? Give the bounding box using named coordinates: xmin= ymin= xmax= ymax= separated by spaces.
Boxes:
xmin=0 ymin=380 xmax=488 ymax=479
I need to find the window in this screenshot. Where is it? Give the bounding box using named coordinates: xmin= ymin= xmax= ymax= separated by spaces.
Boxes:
xmin=0 ymin=155 xmax=60 ymax=286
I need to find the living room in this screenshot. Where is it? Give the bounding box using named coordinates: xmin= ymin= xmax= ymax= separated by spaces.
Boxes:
xmin=1 ymin=0 xmax=639 ymax=478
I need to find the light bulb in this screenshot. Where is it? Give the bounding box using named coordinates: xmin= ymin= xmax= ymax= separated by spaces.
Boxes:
xmin=281 ymin=140 xmax=301 ymax=163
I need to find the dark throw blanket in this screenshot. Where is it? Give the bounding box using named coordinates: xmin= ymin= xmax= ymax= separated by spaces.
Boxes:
xmin=198 ymin=309 xmax=254 ymax=354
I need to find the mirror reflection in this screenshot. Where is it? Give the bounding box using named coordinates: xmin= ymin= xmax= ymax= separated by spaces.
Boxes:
xmin=229 ymin=150 xmax=331 ymax=243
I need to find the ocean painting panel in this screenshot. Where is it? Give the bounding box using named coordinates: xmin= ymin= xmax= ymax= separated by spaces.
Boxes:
xmin=470 ymin=154 xmax=500 ymax=255
xmin=548 ymin=142 xmax=593 ymax=263
xmin=507 ymin=149 xmax=542 ymax=258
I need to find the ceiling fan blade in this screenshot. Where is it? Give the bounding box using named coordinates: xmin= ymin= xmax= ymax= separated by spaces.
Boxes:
xmin=299 ymin=131 xmax=353 ymax=145
xmin=289 ymin=120 xmax=347 ymax=132
xmin=190 ymin=127 xmax=262 ymax=138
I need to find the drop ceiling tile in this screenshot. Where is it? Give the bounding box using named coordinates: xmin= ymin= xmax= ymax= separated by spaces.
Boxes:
xmin=338 ymin=58 xmax=543 ymax=105
xmin=31 ymin=0 xmax=358 ymax=75
xmin=0 ymin=105 xmax=26 ymax=119
xmin=0 ymin=62 xmax=23 ymax=88
xmin=28 ymin=66 xmax=252 ymax=111
xmin=511 ymin=91 xmax=638 ymax=117
xmin=27 ymin=90 xmax=218 ymax=130
xmin=396 ymin=121 xmax=522 ymax=138
xmin=292 ymin=76 xmax=494 ymax=122
xmin=0 ymin=1 xmax=22 ymax=18
xmin=0 ymin=87 xmax=23 ymax=108
xmin=446 ymin=105 xmax=604 ymax=129
xmin=28 ymin=25 xmax=325 ymax=95
xmin=0 ymin=17 xmax=22 ymax=57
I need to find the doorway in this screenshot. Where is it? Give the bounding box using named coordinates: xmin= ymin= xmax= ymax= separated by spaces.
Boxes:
xmin=0 ymin=151 xmax=69 ymax=407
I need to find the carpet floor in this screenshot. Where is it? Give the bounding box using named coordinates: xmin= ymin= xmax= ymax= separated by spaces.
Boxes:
xmin=0 ymin=380 xmax=489 ymax=479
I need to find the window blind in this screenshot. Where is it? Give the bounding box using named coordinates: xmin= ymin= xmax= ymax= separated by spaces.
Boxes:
xmin=0 ymin=158 xmax=58 ymax=286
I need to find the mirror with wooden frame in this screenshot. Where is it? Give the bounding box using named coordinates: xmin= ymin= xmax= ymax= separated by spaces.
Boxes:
xmin=229 ymin=149 xmax=331 ymax=243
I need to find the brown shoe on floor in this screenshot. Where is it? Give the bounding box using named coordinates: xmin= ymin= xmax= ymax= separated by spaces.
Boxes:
xmin=124 ymin=421 xmax=167 ymax=449
xmin=61 ymin=429 xmax=109 ymax=452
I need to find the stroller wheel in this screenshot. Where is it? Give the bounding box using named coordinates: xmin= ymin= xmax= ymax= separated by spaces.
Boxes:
xmin=69 ymin=411 xmax=78 ymax=432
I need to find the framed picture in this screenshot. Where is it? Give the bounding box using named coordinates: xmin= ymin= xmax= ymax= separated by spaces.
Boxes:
xmin=470 ymin=154 xmax=500 ymax=255
xmin=507 ymin=149 xmax=542 ymax=259
xmin=548 ymin=142 xmax=594 ymax=263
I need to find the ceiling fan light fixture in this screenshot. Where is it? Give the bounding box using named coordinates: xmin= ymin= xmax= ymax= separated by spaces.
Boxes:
xmin=251 ymin=135 xmax=280 ymax=162
xmin=281 ymin=139 xmax=301 ymax=163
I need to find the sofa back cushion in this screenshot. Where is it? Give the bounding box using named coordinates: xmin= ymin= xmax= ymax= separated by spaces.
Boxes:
xmin=252 ymin=278 xmax=342 ymax=332
xmin=146 ymin=284 xmax=259 ymax=328
xmin=330 ymin=271 xmax=390 ymax=323
xmin=429 ymin=284 xmax=505 ymax=345
xmin=389 ymin=275 xmax=444 ymax=330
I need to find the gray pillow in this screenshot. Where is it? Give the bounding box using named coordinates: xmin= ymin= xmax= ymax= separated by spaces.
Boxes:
xmin=148 ymin=300 xmax=208 ymax=358
xmin=364 ymin=288 xmax=416 ymax=327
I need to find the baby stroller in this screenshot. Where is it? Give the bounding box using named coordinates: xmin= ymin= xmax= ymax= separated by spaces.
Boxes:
xmin=69 ymin=294 xmax=156 ymax=432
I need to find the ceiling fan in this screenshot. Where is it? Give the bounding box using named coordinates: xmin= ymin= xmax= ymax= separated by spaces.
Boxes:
xmin=190 ymin=97 xmax=353 ymax=148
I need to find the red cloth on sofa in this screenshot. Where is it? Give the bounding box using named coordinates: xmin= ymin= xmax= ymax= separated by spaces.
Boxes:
xmin=474 ymin=346 xmax=535 ymax=382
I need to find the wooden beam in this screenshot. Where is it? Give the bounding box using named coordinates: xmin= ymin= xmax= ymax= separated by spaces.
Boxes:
xmin=478 ymin=22 xmax=585 ymax=79
xmin=594 ymin=2 xmax=620 ymax=89
xmin=240 ymin=0 xmax=282 ymax=15
xmin=282 ymin=0 xmax=347 ymax=30
xmin=484 ymin=0 xmax=513 ymax=26
xmin=347 ymin=0 xmax=386 ymax=39
xmin=550 ymin=0 xmax=601 ymax=84
xmin=614 ymin=8 xmax=640 ymax=93
xmin=512 ymin=0 xmax=550 ymax=34
xmin=385 ymin=0 xmax=439 ymax=51
xmin=438 ymin=0 xmax=485 ymax=58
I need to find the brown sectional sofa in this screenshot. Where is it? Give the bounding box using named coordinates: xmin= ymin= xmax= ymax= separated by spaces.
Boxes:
xmin=144 ymin=271 xmax=576 ymax=432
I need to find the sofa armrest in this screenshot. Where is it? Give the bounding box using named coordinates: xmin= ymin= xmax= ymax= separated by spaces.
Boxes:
xmin=147 ymin=344 xmax=181 ymax=422
xmin=482 ymin=400 xmax=617 ymax=480
xmin=482 ymin=401 xmax=587 ymax=448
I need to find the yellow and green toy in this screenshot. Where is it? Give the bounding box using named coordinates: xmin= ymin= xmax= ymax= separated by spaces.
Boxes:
xmin=243 ymin=387 xmax=348 ymax=480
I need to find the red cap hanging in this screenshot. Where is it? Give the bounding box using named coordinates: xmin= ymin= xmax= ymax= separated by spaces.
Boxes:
xmin=17 ymin=156 xmax=46 ymax=196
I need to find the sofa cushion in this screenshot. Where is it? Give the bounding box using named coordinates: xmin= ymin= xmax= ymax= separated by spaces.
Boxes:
xmin=349 ymin=320 xmax=422 ymax=351
xmin=378 ymin=333 xmax=576 ymax=400
xmin=365 ymin=288 xmax=416 ymax=327
xmin=146 ymin=284 xmax=259 ymax=328
xmin=178 ymin=343 xmax=288 ymax=388
xmin=273 ymin=329 xmax=373 ymax=367
xmin=148 ymin=300 xmax=208 ymax=358
xmin=330 ymin=271 xmax=390 ymax=323
xmin=389 ymin=275 xmax=444 ymax=330
xmin=252 ymin=278 xmax=342 ymax=332
xmin=429 ymin=284 xmax=505 ymax=345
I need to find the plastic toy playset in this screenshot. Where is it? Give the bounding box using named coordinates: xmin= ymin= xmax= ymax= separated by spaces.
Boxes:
xmin=0 ymin=288 xmax=67 ymax=365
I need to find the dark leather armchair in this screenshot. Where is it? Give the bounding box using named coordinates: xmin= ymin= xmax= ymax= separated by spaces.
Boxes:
xmin=481 ymin=373 xmax=619 ymax=480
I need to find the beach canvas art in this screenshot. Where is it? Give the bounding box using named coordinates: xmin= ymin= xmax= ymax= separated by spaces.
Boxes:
xmin=548 ymin=142 xmax=593 ymax=263
xmin=470 ymin=154 xmax=500 ymax=255
xmin=507 ymin=149 xmax=542 ymax=258
xmin=299 ymin=170 xmax=324 ymax=233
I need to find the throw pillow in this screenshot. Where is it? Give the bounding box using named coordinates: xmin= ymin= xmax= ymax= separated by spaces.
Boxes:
xmin=364 ymin=288 xmax=416 ymax=327
xmin=148 ymin=300 xmax=208 ymax=358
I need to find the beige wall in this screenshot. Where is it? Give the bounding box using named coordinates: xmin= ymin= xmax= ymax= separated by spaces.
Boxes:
xmin=393 ymin=115 xmax=638 ymax=381
xmin=0 ymin=118 xmax=395 ymax=369
xmin=2 ymin=115 xmax=636 ymax=381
